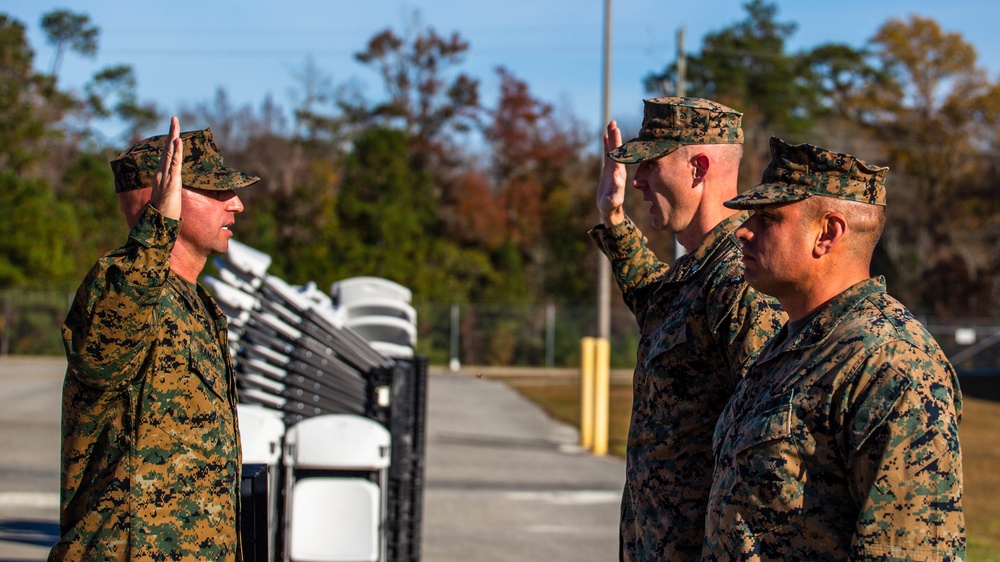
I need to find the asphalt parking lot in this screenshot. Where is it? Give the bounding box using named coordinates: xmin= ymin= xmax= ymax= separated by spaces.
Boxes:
xmin=0 ymin=357 xmax=624 ymax=561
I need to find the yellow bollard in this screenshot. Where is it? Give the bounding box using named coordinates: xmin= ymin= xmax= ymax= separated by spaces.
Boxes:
xmin=580 ymin=337 xmax=596 ymax=449
xmin=593 ymin=337 xmax=611 ymax=456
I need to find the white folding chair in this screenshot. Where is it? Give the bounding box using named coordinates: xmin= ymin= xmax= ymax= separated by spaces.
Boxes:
xmin=225 ymin=238 xmax=273 ymax=278
xmin=338 ymin=298 xmax=417 ymax=325
xmin=284 ymin=415 xmax=391 ymax=562
xmin=330 ymin=277 xmax=412 ymax=305
xmin=238 ymin=404 xmax=286 ymax=562
xmin=344 ymin=316 xmax=417 ymax=348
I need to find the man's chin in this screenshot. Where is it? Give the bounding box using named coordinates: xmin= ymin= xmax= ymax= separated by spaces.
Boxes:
xmin=745 ymin=274 xmax=780 ymax=299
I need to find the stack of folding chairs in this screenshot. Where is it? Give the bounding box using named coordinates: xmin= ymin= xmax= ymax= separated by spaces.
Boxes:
xmin=205 ymin=240 xmax=427 ymax=562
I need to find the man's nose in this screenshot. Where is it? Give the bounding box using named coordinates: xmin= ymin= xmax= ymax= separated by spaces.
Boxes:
xmin=735 ymin=222 xmax=751 ymax=243
xmin=227 ymin=193 xmax=245 ymax=213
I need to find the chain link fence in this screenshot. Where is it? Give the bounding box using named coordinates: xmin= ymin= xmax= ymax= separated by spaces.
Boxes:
xmin=414 ymin=302 xmax=640 ymax=369
xmin=3 ymin=290 xmax=999 ymax=371
xmin=0 ymin=290 xmax=72 ymax=356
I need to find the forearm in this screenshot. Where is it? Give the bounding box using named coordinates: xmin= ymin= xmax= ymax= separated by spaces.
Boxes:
xmin=589 ymin=215 xmax=669 ymax=310
xmin=64 ymin=205 xmax=180 ymax=387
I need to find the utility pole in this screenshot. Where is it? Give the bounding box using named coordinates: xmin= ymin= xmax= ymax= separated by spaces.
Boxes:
xmin=676 ymin=27 xmax=686 ymax=98
xmin=674 ymin=26 xmax=687 ymax=261
xmin=582 ymin=0 xmax=614 ymax=458
xmin=597 ymin=0 xmax=612 ymax=340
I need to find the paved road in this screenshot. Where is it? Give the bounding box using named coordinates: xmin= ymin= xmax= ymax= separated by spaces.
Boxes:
xmin=421 ymin=372 xmax=624 ymax=562
xmin=0 ymin=357 xmax=62 ymax=562
xmin=0 ymin=358 xmax=625 ymax=561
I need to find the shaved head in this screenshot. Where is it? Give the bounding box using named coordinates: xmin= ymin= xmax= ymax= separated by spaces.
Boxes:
xmin=801 ymin=196 xmax=886 ymax=262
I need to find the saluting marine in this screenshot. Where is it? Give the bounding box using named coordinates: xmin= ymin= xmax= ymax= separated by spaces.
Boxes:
xmin=591 ymin=98 xmax=785 ymax=560
xmin=50 ymin=118 xmax=259 ymax=561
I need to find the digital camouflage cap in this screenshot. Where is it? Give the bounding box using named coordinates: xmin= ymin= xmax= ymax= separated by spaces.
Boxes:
xmin=110 ymin=128 xmax=260 ymax=193
xmin=725 ymin=137 xmax=888 ymax=209
xmin=608 ymin=97 xmax=744 ymax=164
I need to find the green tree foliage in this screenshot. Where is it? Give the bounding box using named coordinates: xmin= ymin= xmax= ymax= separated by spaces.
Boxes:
xmin=60 ymin=151 xmax=126 ymax=261
xmin=799 ymin=43 xmax=898 ymax=125
xmin=642 ymin=1 xmax=887 ymax=187
xmin=3 ymin=5 xmax=999 ymax=339
xmin=480 ymin=67 xmax=597 ymax=304
xmin=0 ymin=10 xmax=160 ymax=293
xmin=332 ymin=126 xmax=498 ymax=303
xmin=862 ymin=15 xmax=1000 ymax=316
xmin=0 ymin=14 xmax=84 ymax=291
xmin=339 ymin=128 xmax=436 ymax=251
xmin=644 ymin=0 xmax=819 ymax=138
xmin=84 ymin=65 xmax=160 ymax=142
xmin=647 ymin=5 xmax=1000 ymax=317
xmin=0 ymin=173 xmax=78 ymax=289
xmin=350 ymin=17 xmax=481 ymax=170
xmin=40 ymin=9 xmax=98 ymax=79
xmin=0 ymin=15 xmax=53 ymax=174
xmin=39 ymin=9 xmax=161 ymax=144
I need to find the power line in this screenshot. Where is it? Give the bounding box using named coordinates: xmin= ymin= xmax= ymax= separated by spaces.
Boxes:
xmin=97 ymin=40 xmax=673 ymax=59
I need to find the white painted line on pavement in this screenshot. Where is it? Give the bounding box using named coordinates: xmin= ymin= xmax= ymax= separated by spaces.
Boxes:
xmin=505 ymin=490 xmax=620 ymax=505
xmin=525 ymin=524 xmax=606 ymax=534
xmin=0 ymin=492 xmax=60 ymax=509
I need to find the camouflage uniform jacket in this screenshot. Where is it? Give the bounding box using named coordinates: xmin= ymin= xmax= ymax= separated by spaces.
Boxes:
xmin=50 ymin=205 xmax=243 ymax=561
xmin=590 ymin=214 xmax=784 ymax=561
xmin=705 ymin=277 xmax=964 ymax=561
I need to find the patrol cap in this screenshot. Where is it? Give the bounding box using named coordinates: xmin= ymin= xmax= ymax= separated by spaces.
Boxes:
xmin=725 ymin=137 xmax=888 ymax=209
xmin=110 ymin=128 xmax=260 ymax=194
xmin=608 ymin=97 xmax=744 ymax=164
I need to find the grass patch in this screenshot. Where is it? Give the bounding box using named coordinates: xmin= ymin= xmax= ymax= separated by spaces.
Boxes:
xmin=501 ymin=376 xmax=1000 ymax=558
xmin=958 ymin=397 xmax=1000 ymax=561
xmin=499 ymin=376 xmax=632 ymax=458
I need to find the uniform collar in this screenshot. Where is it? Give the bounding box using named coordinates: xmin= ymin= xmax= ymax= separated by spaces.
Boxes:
xmin=664 ymin=212 xmax=748 ymax=283
xmin=167 ymin=271 xmax=226 ymax=326
xmin=761 ymin=276 xmax=886 ymax=361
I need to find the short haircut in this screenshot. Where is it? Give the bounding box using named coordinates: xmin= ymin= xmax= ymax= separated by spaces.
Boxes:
xmin=803 ymin=196 xmax=886 ymax=261
xmin=675 ymin=142 xmax=744 ymax=172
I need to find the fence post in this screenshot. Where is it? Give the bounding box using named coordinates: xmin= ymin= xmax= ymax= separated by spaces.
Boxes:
xmin=0 ymin=292 xmax=9 ymax=356
xmin=580 ymin=337 xmax=596 ymax=449
xmin=449 ymin=304 xmax=460 ymax=372
xmin=592 ymin=337 xmax=610 ymax=457
xmin=545 ymin=301 xmax=555 ymax=368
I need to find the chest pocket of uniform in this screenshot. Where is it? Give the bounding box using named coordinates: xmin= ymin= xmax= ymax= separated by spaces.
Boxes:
xmin=648 ymin=276 xmax=705 ymax=362
xmin=731 ymin=397 xmax=792 ymax=454
xmin=188 ymin=337 xmax=224 ymax=399
xmin=646 ymin=316 xmax=688 ymax=367
xmin=148 ymin=340 xmax=231 ymax=460
xmin=644 ymin=283 xmax=699 ymax=365
xmin=727 ymin=395 xmax=805 ymax=534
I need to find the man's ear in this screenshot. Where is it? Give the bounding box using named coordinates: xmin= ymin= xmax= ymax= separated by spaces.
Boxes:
xmin=814 ymin=212 xmax=847 ymax=257
xmin=691 ymin=153 xmax=710 ymax=182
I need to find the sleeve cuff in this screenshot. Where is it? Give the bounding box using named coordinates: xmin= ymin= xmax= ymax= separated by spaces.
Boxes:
xmin=129 ymin=203 xmax=181 ymax=250
xmin=589 ymin=215 xmax=641 ymax=258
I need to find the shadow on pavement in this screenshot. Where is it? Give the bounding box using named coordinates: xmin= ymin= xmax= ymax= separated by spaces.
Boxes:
xmin=0 ymin=519 xmax=59 ymax=549
xmin=434 ymin=431 xmax=577 ymax=453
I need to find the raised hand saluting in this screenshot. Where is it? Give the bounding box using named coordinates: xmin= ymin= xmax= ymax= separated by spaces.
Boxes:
xmin=149 ymin=116 xmax=183 ymax=221
xmin=596 ymin=120 xmax=628 ymax=227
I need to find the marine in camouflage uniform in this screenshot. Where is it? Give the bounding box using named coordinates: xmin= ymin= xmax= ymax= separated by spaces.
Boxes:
xmin=704 ymin=138 xmax=964 ymax=560
xmin=591 ymin=98 xmax=785 ymax=560
xmin=50 ymin=123 xmax=259 ymax=561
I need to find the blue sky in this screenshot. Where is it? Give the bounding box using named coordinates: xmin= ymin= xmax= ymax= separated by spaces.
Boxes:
xmin=5 ymin=1 xmax=999 ymax=149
